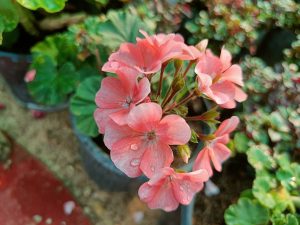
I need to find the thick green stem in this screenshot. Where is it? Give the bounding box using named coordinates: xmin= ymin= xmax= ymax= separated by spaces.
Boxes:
xmin=156 ymin=62 xmax=168 ymax=98
xmin=182 ymin=61 xmax=195 ymax=79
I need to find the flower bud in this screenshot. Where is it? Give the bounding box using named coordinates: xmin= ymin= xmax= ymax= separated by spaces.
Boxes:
xmin=177 ymin=145 xmax=191 ymax=164
xmin=172 ymin=75 xmax=185 ymax=92
xmin=196 ymin=39 xmax=208 ymax=52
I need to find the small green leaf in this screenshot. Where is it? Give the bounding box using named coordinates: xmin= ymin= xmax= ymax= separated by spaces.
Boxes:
xmin=253 ymin=176 xmax=277 ymax=208
xmin=247 ymin=145 xmax=276 ymax=171
xmin=234 ymin=132 xmax=249 ymax=153
xmin=225 ymin=198 xmax=269 ymax=225
xmin=16 ymin=0 xmax=67 ymax=13
xmin=190 ymin=129 xmax=199 ymax=144
xmin=70 ymin=76 xmax=102 ymax=137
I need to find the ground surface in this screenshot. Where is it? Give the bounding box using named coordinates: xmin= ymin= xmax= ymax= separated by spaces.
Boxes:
xmin=0 ymin=78 xmax=161 ymax=225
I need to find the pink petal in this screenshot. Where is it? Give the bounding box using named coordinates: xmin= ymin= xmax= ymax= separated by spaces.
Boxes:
xmin=197 ymin=73 xmax=213 ymax=91
xmin=95 ymin=77 xmax=126 ymax=108
xmin=209 ymin=81 xmax=236 ymax=104
xmin=133 ymin=77 xmax=151 ymax=104
xmin=94 ymin=108 xmax=119 ymax=134
xmin=215 ymin=116 xmax=239 ymax=137
xmin=222 ymin=64 xmax=243 ymax=86
xmin=234 ymin=86 xmax=247 ymax=102
xmin=110 ymin=137 xmax=146 ymax=178
xmin=172 ymin=170 xmax=209 ymax=205
xmin=220 ymin=48 xmax=232 ymax=71
xmin=220 ymin=100 xmax=236 ymax=109
xmin=103 ymin=122 xmax=139 ymax=149
xmin=139 ymin=180 xmax=179 ymax=212
xmin=109 ymin=109 xmax=130 ymax=126
xmin=195 ymin=52 xmax=223 ymax=75
xmin=209 ymin=143 xmax=231 ymax=172
xmin=140 ymin=143 xmax=174 ymax=178
xmin=156 ymin=115 xmax=191 ymax=145
xmin=148 ymin=167 xmax=174 ymax=185
xmin=193 ymin=147 xmax=213 ymax=177
xmin=127 ymin=103 xmax=162 ymax=132
xmin=24 ymin=69 xmax=36 ymax=82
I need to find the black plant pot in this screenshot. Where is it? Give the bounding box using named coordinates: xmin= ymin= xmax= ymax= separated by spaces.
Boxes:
xmin=71 ymin=115 xmax=146 ymax=192
xmin=0 ymin=51 xmax=68 ymax=112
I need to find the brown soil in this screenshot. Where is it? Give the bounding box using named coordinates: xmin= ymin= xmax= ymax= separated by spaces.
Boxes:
xmin=193 ymin=154 xmax=253 ymax=225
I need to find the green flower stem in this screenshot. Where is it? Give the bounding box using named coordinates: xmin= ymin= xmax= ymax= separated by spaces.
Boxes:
xmin=182 ymin=61 xmax=195 ymax=79
xmin=164 ymin=90 xmax=196 ymax=112
xmin=156 ymin=61 xmax=168 ymax=99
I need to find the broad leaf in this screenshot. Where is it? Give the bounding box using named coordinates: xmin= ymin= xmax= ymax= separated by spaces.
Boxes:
xmin=70 ymin=76 xmax=102 ymax=137
xmin=16 ymin=0 xmax=66 ymax=13
xmin=225 ymin=198 xmax=269 ymax=225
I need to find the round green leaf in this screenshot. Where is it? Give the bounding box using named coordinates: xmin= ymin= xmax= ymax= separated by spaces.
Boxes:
xmin=225 ymin=198 xmax=269 ymax=225
xmin=16 ymin=0 xmax=66 ymax=13
xmin=70 ymin=76 xmax=102 ymax=137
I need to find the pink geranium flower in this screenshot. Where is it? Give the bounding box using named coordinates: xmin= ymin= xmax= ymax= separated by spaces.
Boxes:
xmin=94 ymin=71 xmax=150 ymax=134
xmin=138 ymin=167 xmax=209 ymax=211
xmin=195 ymin=48 xmax=247 ymax=108
xmin=104 ymin=103 xmax=191 ymax=178
xmin=193 ymin=116 xmax=239 ymax=176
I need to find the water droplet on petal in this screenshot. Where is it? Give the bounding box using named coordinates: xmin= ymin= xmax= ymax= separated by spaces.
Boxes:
xmin=150 ymin=166 xmax=155 ymax=172
xmin=186 ymin=195 xmax=190 ymax=201
xmin=130 ymin=144 xmax=138 ymax=150
xmin=130 ymin=159 xmax=140 ymax=167
xmin=179 ymin=185 xmax=184 ymax=191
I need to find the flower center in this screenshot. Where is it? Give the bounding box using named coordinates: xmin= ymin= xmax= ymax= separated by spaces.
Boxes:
xmin=146 ymin=131 xmax=156 ymax=141
xmin=122 ymin=97 xmax=132 ymax=108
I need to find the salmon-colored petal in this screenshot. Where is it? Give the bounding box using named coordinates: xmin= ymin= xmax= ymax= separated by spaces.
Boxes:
xmin=209 ymin=143 xmax=231 ymax=172
xmin=94 ymin=108 xmax=119 ymax=134
xmin=234 ymin=86 xmax=248 ymax=102
xmin=140 ymin=143 xmax=174 ymax=178
xmin=215 ymin=116 xmax=239 ymax=137
xmin=139 ymin=179 xmax=179 ymax=212
xmin=195 ymin=53 xmax=223 ymax=75
xmin=103 ymin=122 xmax=140 ymax=149
xmin=210 ymin=81 xmax=236 ymax=104
xmin=110 ymin=137 xmax=146 ymax=178
xmin=95 ymin=77 xmax=126 ymax=108
xmin=222 ymin=64 xmax=243 ymax=86
xmin=197 ymin=73 xmax=213 ymax=91
xmin=156 ymin=115 xmax=191 ymax=145
xmin=133 ymin=77 xmax=151 ymax=104
xmin=193 ymin=147 xmax=213 ymax=177
xmin=220 ymin=48 xmax=232 ymax=71
xmin=127 ymin=103 xmax=162 ymax=132
xmin=109 ymin=109 xmax=130 ymax=126
xmin=172 ymin=170 xmax=208 ymax=205
xmin=220 ymin=100 xmax=236 ymax=109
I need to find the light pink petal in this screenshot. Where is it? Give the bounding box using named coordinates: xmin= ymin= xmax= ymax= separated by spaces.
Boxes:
xmin=221 ymin=64 xmax=243 ymax=86
xmin=24 ymin=69 xmax=36 ymax=82
xmin=156 ymin=115 xmax=191 ymax=145
xmin=195 ymin=52 xmax=223 ymax=75
xmin=148 ymin=167 xmax=174 ymax=185
xmin=139 ymin=180 xmax=179 ymax=212
xmin=175 ymin=44 xmax=201 ymax=60
xmin=209 ymin=81 xmax=236 ymax=104
xmin=133 ymin=77 xmax=151 ymax=104
xmin=127 ymin=103 xmax=162 ymax=132
xmin=234 ymin=86 xmax=247 ymax=102
xmin=110 ymin=137 xmax=146 ymax=178
xmin=209 ymin=143 xmax=231 ymax=172
xmin=109 ymin=109 xmax=130 ymax=126
xmin=220 ymin=48 xmax=232 ymax=71
xmin=94 ymin=108 xmax=119 ymax=134
xmin=193 ymin=147 xmax=213 ymax=177
xmin=104 ymin=122 xmax=139 ymax=149
xmin=95 ymin=77 xmax=126 ymax=108
xmin=140 ymin=143 xmax=174 ymax=178
xmin=197 ymin=73 xmax=213 ymax=91
xmin=215 ymin=116 xmax=239 ymax=137
xmin=220 ymin=100 xmax=236 ymax=109
xmin=172 ymin=170 xmax=209 ymax=205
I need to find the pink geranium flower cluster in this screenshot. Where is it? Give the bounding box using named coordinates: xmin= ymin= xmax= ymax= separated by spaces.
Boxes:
xmin=94 ymin=31 xmax=246 ymax=211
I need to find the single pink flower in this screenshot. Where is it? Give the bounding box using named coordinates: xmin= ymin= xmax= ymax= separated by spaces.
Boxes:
xmin=24 ymin=69 xmax=36 ymax=82
xmin=193 ymin=116 xmax=239 ymax=176
xmin=102 ymin=39 xmax=163 ymax=75
xmin=195 ymin=48 xmax=247 ymax=108
xmin=138 ymin=167 xmax=209 ymax=211
xmin=94 ymin=71 xmax=150 ymax=134
xmin=139 ymin=30 xmax=201 ymax=61
xmin=104 ymin=103 xmax=191 ymax=178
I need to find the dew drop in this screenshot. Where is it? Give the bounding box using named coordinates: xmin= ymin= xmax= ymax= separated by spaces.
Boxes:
xmin=179 ymin=185 xmax=184 ymax=191
xmin=130 ymin=159 xmax=140 ymax=167
xmin=130 ymin=144 xmax=138 ymax=150
xmin=150 ymin=166 xmax=155 ymax=172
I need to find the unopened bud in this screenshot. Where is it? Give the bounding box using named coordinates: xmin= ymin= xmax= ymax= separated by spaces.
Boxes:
xmin=173 ymin=105 xmax=188 ymax=117
xmin=177 ymin=145 xmax=191 ymax=164
xmin=174 ymin=59 xmax=183 ymax=73
xmin=172 ymin=76 xmax=185 ymax=92
xmin=196 ymin=39 xmax=208 ymax=52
